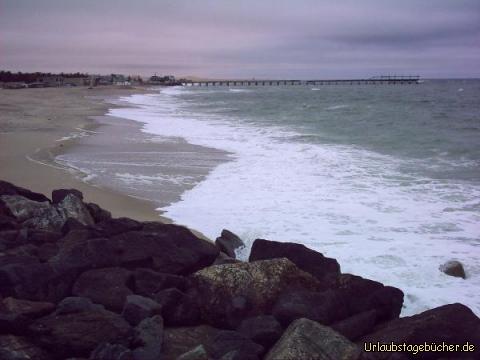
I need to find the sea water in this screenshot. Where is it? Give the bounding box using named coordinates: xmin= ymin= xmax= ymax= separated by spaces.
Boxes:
xmin=104 ymin=80 xmax=479 ymax=316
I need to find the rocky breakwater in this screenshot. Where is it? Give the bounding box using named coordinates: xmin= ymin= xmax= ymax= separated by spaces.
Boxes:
xmin=0 ymin=179 xmax=479 ymax=360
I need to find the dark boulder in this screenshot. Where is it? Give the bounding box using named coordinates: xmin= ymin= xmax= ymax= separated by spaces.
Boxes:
xmin=0 ymin=313 xmax=31 ymax=335
xmin=0 ymin=180 xmax=50 ymax=203
xmin=56 ymin=297 xmax=106 ymax=315
xmin=265 ymin=318 xmax=362 ymax=360
xmin=360 ymin=303 xmax=480 ymax=360
xmin=272 ymin=289 xmax=349 ymax=326
xmin=89 ymin=343 xmax=133 ymax=360
xmin=62 ymin=217 xmax=87 ymax=235
xmin=1 ymin=297 xmax=55 ymax=319
xmin=52 ymin=188 xmax=83 ymax=204
xmin=439 ymin=260 xmax=466 ymax=279
xmin=237 ymin=315 xmax=283 ymax=348
xmin=336 ymin=274 xmax=404 ymax=323
xmin=190 ymin=258 xmax=322 ymax=328
xmin=72 ymin=267 xmax=133 ymax=312
xmin=30 ymin=309 xmax=132 ymax=358
xmin=0 ymin=334 xmax=51 ymax=360
xmin=0 ymin=229 xmax=28 ymax=251
xmin=213 ymin=251 xmax=240 ymax=265
xmin=209 ymin=330 xmax=264 ymax=359
xmin=331 ymin=309 xmax=378 ymax=341
xmin=215 ymin=229 xmax=245 ymax=258
xmin=161 ymin=325 xmax=222 ymax=360
xmin=121 ymin=295 xmax=162 ymax=326
xmin=131 ymin=315 xmax=164 ymax=360
xmin=133 ymin=268 xmax=186 ymax=297
xmin=86 ymin=203 xmax=112 ymax=223
xmin=249 ymin=239 xmax=340 ymax=285
xmin=27 ymin=229 xmax=62 ymax=245
xmin=154 ymin=288 xmax=200 ymax=326
xmin=0 ymin=215 xmax=18 ymax=231
xmin=93 ymin=218 xmax=143 ymax=237
xmin=177 ymin=345 xmax=209 ymax=360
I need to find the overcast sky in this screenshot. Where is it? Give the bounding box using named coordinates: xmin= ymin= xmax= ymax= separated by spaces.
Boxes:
xmin=1 ymin=0 xmax=479 ymax=78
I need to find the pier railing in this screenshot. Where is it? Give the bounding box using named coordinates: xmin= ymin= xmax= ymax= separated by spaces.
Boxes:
xmin=183 ymin=76 xmax=421 ymax=87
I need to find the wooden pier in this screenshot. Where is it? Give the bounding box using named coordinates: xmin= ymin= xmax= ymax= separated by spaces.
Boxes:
xmin=183 ymin=75 xmax=421 ymax=87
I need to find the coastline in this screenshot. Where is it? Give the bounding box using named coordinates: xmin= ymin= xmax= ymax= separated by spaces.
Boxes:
xmin=0 ymin=86 xmax=169 ymax=222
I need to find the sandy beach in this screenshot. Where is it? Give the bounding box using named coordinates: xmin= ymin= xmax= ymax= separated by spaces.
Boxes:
xmin=0 ymin=86 xmax=168 ymax=221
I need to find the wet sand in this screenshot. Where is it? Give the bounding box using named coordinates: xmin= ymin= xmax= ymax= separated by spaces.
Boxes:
xmin=0 ymin=86 xmax=169 ymax=221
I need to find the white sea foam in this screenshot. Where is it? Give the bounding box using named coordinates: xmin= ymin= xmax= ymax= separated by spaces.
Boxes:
xmin=109 ymin=87 xmax=480 ymax=317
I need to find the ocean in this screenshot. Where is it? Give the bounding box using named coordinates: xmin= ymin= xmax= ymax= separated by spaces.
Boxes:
xmin=58 ymin=79 xmax=480 ymax=316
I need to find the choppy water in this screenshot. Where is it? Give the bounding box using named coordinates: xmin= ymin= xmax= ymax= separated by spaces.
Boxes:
xmin=69 ymin=80 xmax=480 ymax=316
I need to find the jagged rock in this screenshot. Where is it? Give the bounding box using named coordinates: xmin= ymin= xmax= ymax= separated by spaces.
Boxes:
xmin=131 ymin=315 xmax=164 ymax=360
xmin=0 ymin=334 xmax=51 ymax=360
xmin=190 ymin=258 xmax=322 ymax=328
xmin=89 ymin=342 xmax=133 ymax=360
xmin=215 ymin=229 xmax=245 ymax=258
xmin=0 ymin=229 xmax=28 ymax=251
xmin=161 ymin=325 xmax=222 ymax=360
xmin=177 ymin=345 xmax=209 ymax=360
xmin=52 ymin=188 xmax=84 ymax=204
xmin=86 ymin=203 xmax=112 ymax=223
xmin=0 ymin=180 xmax=50 ymax=203
xmin=0 ymin=194 xmax=93 ymax=232
xmin=360 ymin=303 xmax=480 ymax=360
xmin=336 ymin=274 xmax=404 ymax=323
xmin=73 ymin=267 xmax=133 ymax=312
xmin=331 ymin=309 xmax=378 ymax=341
xmin=154 ymin=288 xmax=200 ymax=326
xmin=265 ymin=318 xmax=362 ymax=360
xmin=213 ymin=251 xmax=240 ymax=265
xmin=56 ymin=297 xmax=106 ymax=315
xmin=209 ymin=330 xmax=264 ymax=359
xmin=272 ymin=289 xmax=349 ymax=326
xmin=249 ymin=239 xmax=340 ymax=286
xmin=30 ymin=309 xmax=132 ymax=358
xmin=37 ymin=242 xmax=59 ymax=262
xmin=62 ymin=217 xmax=87 ymax=235
xmin=0 ymin=215 xmax=18 ymax=231
xmin=237 ymin=315 xmax=283 ymax=348
xmin=1 ymin=297 xmax=55 ymax=318
xmin=27 ymin=229 xmax=62 ymax=244
xmin=439 ymin=260 xmax=466 ymax=279
xmin=93 ymin=218 xmax=143 ymax=237
xmin=133 ymin=268 xmax=186 ymax=297
xmin=122 ymin=295 xmax=162 ymax=326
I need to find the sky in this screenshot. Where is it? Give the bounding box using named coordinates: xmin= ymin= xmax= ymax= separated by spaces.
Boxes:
xmin=1 ymin=0 xmax=479 ymax=79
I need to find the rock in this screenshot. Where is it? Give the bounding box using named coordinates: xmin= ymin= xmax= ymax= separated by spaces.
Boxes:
xmin=331 ymin=310 xmax=378 ymax=341
xmin=52 ymin=188 xmax=84 ymax=204
xmin=62 ymin=217 xmax=87 ymax=235
xmin=0 ymin=180 xmax=50 ymax=203
xmin=27 ymin=229 xmax=62 ymax=244
xmin=86 ymin=203 xmax=112 ymax=223
xmin=30 ymin=309 xmax=132 ymax=358
xmin=161 ymin=325 xmax=222 ymax=360
xmin=190 ymin=258 xmax=322 ymax=328
xmin=336 ymin=274 xmax=404 ymax=323
xmin=177 ymin=345 xmax=209 ymax=360
xmin=237 ymin=315 xmax=283 ymax=348
xmin=0 ymin=229 xmax=28 ymax=251
xmin=209 ymin=330 xmax=264 ymax=359
xmin=131 ymin=315 xmax=164 ymax=360
xmin=360 ymin=303 xmax=480 ymax=360
xmin=93 ymin=218 xmax=143 ymax=237
xmin=249 ymin=239 xmax=340 ymax=285
xmin=0 ymin=334 xmax=51 ymax=360
xmin=154 ymin=288 xmax=200 ymax=326
xmin=213 ymin=251 xmax=240 ymax=265
xmin=56 ymin=297 xmax=106 ymax=315
xmin=89 ymin=342 xmax=133 ymax=360
xmin=0 ymin=313 xmax=31 ymax=334
xmin=133 ymin=268 xmax=186 ymax=297
xmin=272 ymin=289 xmax=349 ymax=326
xmin=215 ymin=229 xmax=245 ymax=258
xmin=56 ymin=194 xmax=94 ymax=227
xmin=2 ymin=297 xmax=55 ymax=318
xmin=0 ymin=215 xmax=18 ymax=231
xmin=439 ymin=260 xmax=466 ymax=279
xmin=37 ymin=242 xmax=59 ymax=262
xmin=121 ymin=295 xmax=162 ymax=326
xmin=73 ymin=267 xmax=133 ymax=312
xmin=265 ymin=318 xmax=362 ymax=360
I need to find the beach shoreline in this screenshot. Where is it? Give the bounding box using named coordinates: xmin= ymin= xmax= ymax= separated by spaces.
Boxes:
xmin=0 ymin=85 xmax=172 ymax=223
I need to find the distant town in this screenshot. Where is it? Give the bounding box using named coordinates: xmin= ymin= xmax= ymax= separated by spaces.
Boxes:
xmin=0 ymin=71 xmax=184 ymax=89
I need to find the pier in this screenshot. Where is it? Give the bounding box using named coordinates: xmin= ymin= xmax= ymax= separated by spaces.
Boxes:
xmin=183 ymin=75 xmax=420 ymax=87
